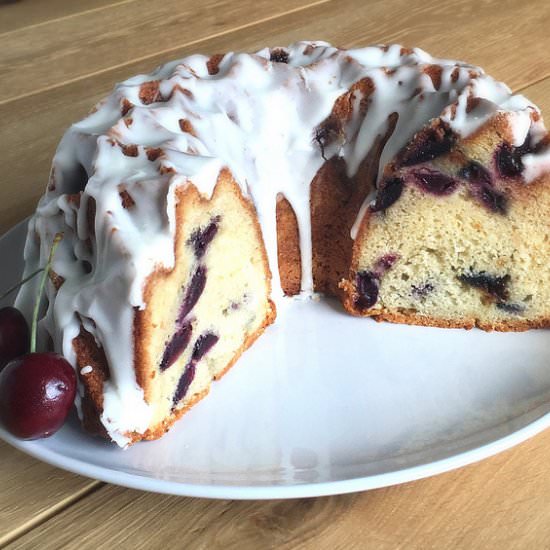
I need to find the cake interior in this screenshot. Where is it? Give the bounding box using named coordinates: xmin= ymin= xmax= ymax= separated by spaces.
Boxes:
xmin=345 ymin=119 xmax=550 ymax=330
xmin=76 ymin=172 xmax=275 ymax=440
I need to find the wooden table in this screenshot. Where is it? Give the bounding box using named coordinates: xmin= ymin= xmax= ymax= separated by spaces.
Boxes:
xmin=1 ymin=0 xmax=550 ymax=547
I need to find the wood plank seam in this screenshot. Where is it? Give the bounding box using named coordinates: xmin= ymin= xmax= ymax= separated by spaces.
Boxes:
xmin=0 ymin=0 xmax=332 ymax=108
xmin=0 ymin=0 xmax=137 ymax=39
xmin=0 ymin=481 xmax=104 ymax=547
xmin=515 ymin=73 xmax=550 ymax=95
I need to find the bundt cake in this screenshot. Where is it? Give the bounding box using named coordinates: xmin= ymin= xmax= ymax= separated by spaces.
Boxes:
xmin=15 ymin=41 xmax=550 ymax=446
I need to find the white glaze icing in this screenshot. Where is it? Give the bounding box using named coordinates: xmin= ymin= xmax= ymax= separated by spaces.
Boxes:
xmin=16 ymin=41 xmax=549 ymax=446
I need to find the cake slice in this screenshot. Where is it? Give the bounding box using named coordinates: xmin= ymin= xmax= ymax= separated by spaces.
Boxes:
xmin=67 ymin=170 xmax=275 ymax=444
xmin=342 ymin=114 xmax=550 ymax=330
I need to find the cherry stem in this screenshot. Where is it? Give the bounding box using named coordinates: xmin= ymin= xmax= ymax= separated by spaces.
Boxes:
xmin=0 ymin=269 xmax=44 ymax=302
xmin=30 ymin=233 xmax=63 ymax=354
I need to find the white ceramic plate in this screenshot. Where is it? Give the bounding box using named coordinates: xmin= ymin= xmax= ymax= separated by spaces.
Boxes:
xmin=1 ymin=220 xmax=549 ymax=499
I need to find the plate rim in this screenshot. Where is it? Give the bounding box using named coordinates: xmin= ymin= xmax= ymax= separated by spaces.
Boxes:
xmin=1 ymin=219 xmax=549 ymax=499
xmin=1 ymin=410 xmax=549 ymax=499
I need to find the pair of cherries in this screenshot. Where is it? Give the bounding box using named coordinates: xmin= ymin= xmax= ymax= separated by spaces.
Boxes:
xmin=0 ymin=235 xmax=76 ymax=440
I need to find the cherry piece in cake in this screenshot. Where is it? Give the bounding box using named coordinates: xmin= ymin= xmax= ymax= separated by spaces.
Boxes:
xmin=189 ymin=217 xmax=220 ymax=259
xmin=458 ymin=271 xmax=510 ymax=301
xmin=411 ymin=169 xmax=458 ymax=196
xmin=173 ymin=332 xmax=219 ymax=405
xmin=399 ymin=124 xmax=456 ymax=167
xmin=371 ymin=177 xmax=404 ymax=212
xmin=177 ymin=266 xmax=207 ymax=324
xmin=354 ymin=271 xmax=380 ymax=310
xmin=160 ymin=323 xmax=193 ymax=372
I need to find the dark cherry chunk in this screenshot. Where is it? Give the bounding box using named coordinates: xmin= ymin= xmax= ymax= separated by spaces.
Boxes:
xmin=411 ymin=169 xmax=458 ymax=196
xmin=354 ymin=254 xmax=399 ymax=310
xmin=411 ymin=282 xmax=434 ymax=298
xmin=476 ymin=185 xmax=508 ymax=215
xmin=496 ymin=302 xmax=525 ymax=314
xmin=399 ymin=123 xmax=457 ymax=167
xmin=189 ymin=217 xmax=221 ymax=259
xmin=458 ymin=271 xmax=510 ymax=302
xmin=495 ymin=135 xmax=538 ymax=179
xmin=173 ymin=332 xmax=219 ymax=404
xmin=459 ymin=161 xmax=507 ymax=214
xmin=270 ymin=48 xmax=290 ymax=63
xmin=459 ymin=161 xmax=492 ymax=186
xmin=371 ymin=177 xmax=404 ymax=212
xmin=192 ymin=332 xmax=219 ymax=362
xmin=354 ymin=271 xmax=380 ymax=310
xmin=496 ymin=143 xmax=524 ymax=178
xmin=177 ymin=266 xmax=207 ymax=324
xmin=160 ymin=323 xmax=192 ymax=371
xmin=161 ymin=250 xmax=211 ymax=372
xmin=173 ymin=362 xmax=196 ymax=405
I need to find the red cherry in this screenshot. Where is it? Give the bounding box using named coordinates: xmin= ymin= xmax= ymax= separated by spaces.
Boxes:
xmin=0 ymin=307 xmax=30 ymax=370
xmin=0 ymin=352 xmax=76 ymax=439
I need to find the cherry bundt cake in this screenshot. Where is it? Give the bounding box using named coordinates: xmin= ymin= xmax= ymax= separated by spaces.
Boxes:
xmin=16 ymin=42 xmax=550 ymax=446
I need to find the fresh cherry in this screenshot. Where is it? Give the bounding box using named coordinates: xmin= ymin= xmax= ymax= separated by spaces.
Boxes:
xmin=0 ymin=307 xmax=29 ymax=370
xmin=0 ymin=352 xmax=76 ymax=439
xmin=0 ymin=233 xmax=76 ymax=440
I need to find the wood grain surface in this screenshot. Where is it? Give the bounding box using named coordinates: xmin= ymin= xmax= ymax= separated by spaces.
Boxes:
xmin=1 ymin=0 xmax=549 ymax=548
xmin=6 ymin=429 xmax=550 ymax=549
xmin=0 ymin=0 xmax=126 ymax=34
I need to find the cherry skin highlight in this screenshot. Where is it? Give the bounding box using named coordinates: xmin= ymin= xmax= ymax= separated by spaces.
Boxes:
xmin=0 ymin=307 xmax=29 ymax=370
xmin=0 ymin=352 xmax=76 ymax=439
